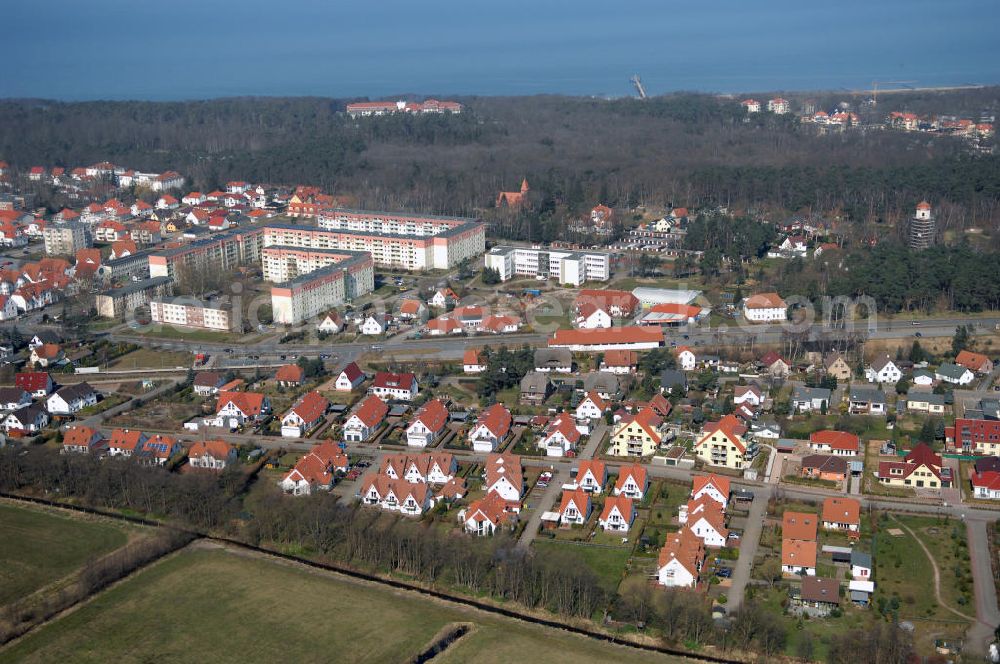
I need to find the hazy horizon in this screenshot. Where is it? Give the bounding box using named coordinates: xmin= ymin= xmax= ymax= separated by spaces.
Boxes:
xmin=6 ymin=0 xmax=1000 ymax=101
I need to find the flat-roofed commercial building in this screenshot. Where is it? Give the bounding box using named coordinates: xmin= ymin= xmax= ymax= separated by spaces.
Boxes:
xmin=484 ymin=245 xmax=610 ymax=286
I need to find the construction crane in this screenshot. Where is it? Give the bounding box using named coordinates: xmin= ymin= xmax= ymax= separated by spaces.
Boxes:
xmin=630 ymin=75 xmax=647 ymax=99
xmin=870 ymin=80 xmax=916 ymax=105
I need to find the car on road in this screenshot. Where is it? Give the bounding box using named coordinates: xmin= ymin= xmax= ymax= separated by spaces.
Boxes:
xmin=914 ymin=331 xmax=923 ymax=337
xmin=370 ymin=345 xmax=383 ymax=351
xmin=224 ymin=348 xmax=233 ymax=353
xmin=319 ymin=354 xmax=330 ymax=360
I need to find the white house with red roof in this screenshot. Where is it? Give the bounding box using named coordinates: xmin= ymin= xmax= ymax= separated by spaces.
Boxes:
xmin=741 ymin=99 xmax=761 ymax=113
xmin=690 ymin=474 xmax=730 ymax=509
xmin=539 ymin=413 xmax=581 ymax=457
xmin=281 ymin=391 xmax=330 ymax=438
xmin=575 ymin=390 xmax=607 ymax=421
xmin=576 ymin=460 xmax=607 ymax=493
xmin=599 ymin=495 xmax=636 ymax=532
xmin=370 ymin=371 xmax=418 ymax=401
xmin=334 ymin=362 xmax=365 ymax=391
xmin=429 ymin=287 xmax=459 ymax=309
xmin=459 ymin=490 xmax=517 ymax=536
xmin=808 ymin=430 xmax=860 ymax=457
xmin=767 ymin=97 xmax=789 ymax=114
xmin=575 ymin=302 xmax=612 ymax=330
xmin=484 ymin=453 xmax=523 ymax=504
xmin=61 ymin=425 xmax=104 ymax=454
xmin=559 ymin=489 xmax=592 ymax=525
xmin=971 ymin=470 xmax=1000 ymax=500
xmin=614 ymin=464 xmax=649 ymax=500
xmin=469 ymin=403 xmax=512 ymax=452
xmin=657 ymin=528 xmax=704 ymax=588
xmin=188 ymin=440 xmax=237 ymax=470
xmin=317 ymin=311 xmax=344 ymax=334
xmin=743 ymin=293 xmax=787 ymax=322
xmin=685 ymin=497 xmax=728 ymax=548
xmin=406 ymin=399 xmax=450 ymax=447
xmin=463 ymin=349 xmax=487 ymax=374
xmin=380 ymin=452 xmax=456 ymax=485
xmin=214 ymin=391 xmax=270 ymax=429
xmin=280 ymin=442 xmax=349 ymax=495
xmin=106 ymin=428 xmax=148 ymax=458
xmin=360 ymin=476 xmax=431 ymax=516
xmin=343 ymin=395 xmax=389 ymax=442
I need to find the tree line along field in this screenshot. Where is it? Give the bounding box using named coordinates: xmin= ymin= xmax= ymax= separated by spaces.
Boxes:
xmin=0 ymin=546 xmax=691 ymax=664
xmin=0 ymin=502 xmax=130 ymax=605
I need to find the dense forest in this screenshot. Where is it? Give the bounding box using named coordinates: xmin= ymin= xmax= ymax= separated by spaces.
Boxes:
xmin=1 ymin=89 xmax=998 ymax=240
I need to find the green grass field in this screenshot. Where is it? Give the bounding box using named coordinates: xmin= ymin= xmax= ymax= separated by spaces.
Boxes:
xmin=107 ymin=348 xmax=193 ymax=370
xmin=0 ymin=546 xmax=686 ymax=664
xmin=532 ymin=540 xmax=631 ymax=593
xmin=0 ymin=503 xmax=129 ymax=605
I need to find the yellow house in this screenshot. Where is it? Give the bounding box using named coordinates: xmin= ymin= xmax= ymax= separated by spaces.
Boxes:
xmin=876 ymin=443 xmax=951 ymax=489
xmin=609 ymin=408 xmax=663 ymax=457
xmin=693 ymin=415 xmax=753 ymax=470
xmin=823 ymin=353 xmax=852 ymax=381
xmin=905 ymin=391 xmax=945 ymax=415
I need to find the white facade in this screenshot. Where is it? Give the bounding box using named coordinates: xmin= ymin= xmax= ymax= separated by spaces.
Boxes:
xmin=576 ymin=307 xmax=612 ymax=329
xmin=484 ymin=245 xmax=610 ymax=286
xmin=743 ymin=303 xmax=786 ymax=322
xmin=658 ymin=559 xmax=697 ymax=588
xmin=150 ymin=300 xmax=232 ymax=331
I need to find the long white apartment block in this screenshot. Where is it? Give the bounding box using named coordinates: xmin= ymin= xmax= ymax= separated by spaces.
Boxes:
xmin=484 ymin=245 xmax=611 ymax=286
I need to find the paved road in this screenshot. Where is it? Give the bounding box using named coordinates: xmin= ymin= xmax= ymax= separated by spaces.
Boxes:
xmin=516 ymin=468 xmax=563 ymax=549
xmin=99 ymin=314 xmax=1000 ymax=358
xmin=966 ymin=519 xmax=1000 ymax=657
xmin=727 ymin=485 xmax=770 ymax=610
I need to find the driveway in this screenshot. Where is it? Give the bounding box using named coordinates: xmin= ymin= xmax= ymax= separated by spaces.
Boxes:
xmin=966 ymin=519 xmax=1000 ymax=657
xmin=727 ymin=485 xmax=771 ymax=610
xmin=579 ymin=420 xmax=608 ymax=459
xmin=516 ymin=468 xmax=563 ymax=549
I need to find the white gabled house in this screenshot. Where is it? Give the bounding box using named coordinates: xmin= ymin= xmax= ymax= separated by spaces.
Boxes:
xmin=598 ymin=495 xmax=635 ymax=532
xmin=46 ymin=383 xmax=98 ymax=416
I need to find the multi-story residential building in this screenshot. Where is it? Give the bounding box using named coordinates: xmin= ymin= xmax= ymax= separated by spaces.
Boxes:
xmin=95 ymin=277 xmax=173 ymax=319
xmin=742 ymin=292 xmax=786 ymax=322
xmin=345 ymin=99 xmax=462 ymax=117
xmin=296 ymin=209 xmax=486 ymax=270
xmin=609 ymin=408 xmax=664 ymax=457
xmin=95 ymin=249 xmax=154 ymax=283
xmin=269 ymin=250 xmax=374 ymax=325
xmin=150 ymin=299 xmax=232 ymax=331
xmin=148 ymin=226 xmax=265 ymax=280
xmin=43 ymin=222 xmax=90 ymax=256
xmin=693 ymin=414 xmax=756 ymax=470
xmin=484 ymin=245 xmax=610 ymax=286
